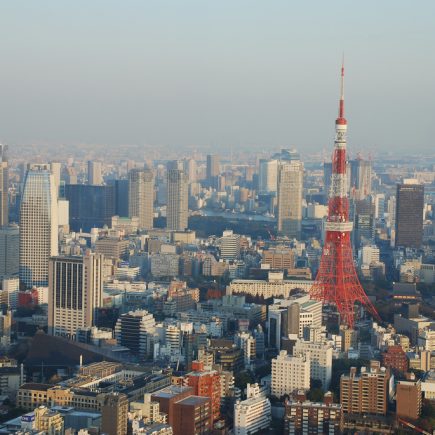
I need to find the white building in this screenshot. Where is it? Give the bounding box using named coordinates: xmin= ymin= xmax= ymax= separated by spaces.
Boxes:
xmin=418 ymin=329 xmax=435 ymax=352
xmin=235 ymin=332 xmax=256 ymax=368
xmin=258 ymin=159 xmax=278 ymax=194
xmin=228 ymin=272 xmax=313 ymax=299
xmin=220 ymin=230 xmax=241 ymax=261
xmin=1 ymin=277 xmax=19 ymax=309
xmin=293 ymin=340 xmax=333 ymax=389
xmin=268 ymin=296 xmax=323 ymax=349
xmin=19 ymin=164 xmax=58 ymax=287
xmin=234 ymin=383 xmax=271 ymax=435
xmin=358 ymin=245 xmax=380 ymax=267
xmin=271 ymin=351 xmax=310 ymax=397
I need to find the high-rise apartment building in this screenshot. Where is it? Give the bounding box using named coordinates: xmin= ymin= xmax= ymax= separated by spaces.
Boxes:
xmin=19 ymin=164 xmax=58 ymax=287
xmin=271 ymin=351 xmax=310 ymax=397
xmin=206 ymin=154 xmax=220 ymax=187
xmin=48 ymin=253 xmax=103 ymax=338
xmin=395 ymin=180 xmax=424 ymax=249
xmin=101 ymin=392 xmax=128 ymax=435
xmin=0 ymin=224 xmax=19 ymax=279
xmin=166 ymin=168 xmax=188 ymax=231
xmin=277 ymin=160 xmax=303 ymax=239
xmin=284 ymin=391 xmax=343 ymax=435
xmin=87 ymin=160 xmax=103 ymax=185
xmin=185 ymin=360 xmax=221 ymax=422
xmin=340 ymin=361 xmax=390 ymax=416
xmin=0 ymin=144 xmax=9 ymax=227
xmin=128 ymin=168 xmax=154 ymax=229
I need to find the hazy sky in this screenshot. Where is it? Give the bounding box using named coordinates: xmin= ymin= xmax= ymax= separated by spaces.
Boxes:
xmin=0 ymin=0 xmax=434 ymax=155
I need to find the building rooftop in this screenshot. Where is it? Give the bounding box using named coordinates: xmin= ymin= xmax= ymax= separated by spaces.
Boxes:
xmin=19 ymin=383 xmax=52 ymax=392
xmin=152 ymin=385 xmax=192 ymax=399
xmin=175 ymin=395 xmax=210 ymax=406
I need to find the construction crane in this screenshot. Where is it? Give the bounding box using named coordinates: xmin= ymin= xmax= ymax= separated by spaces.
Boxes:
xmin=397 ymin=417 xmax=432 ymax=435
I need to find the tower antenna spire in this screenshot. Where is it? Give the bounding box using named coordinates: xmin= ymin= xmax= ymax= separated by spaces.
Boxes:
xmin=339 ymin=55 xmax=345 ymax=119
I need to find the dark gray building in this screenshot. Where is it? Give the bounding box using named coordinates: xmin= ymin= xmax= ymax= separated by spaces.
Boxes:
xmin=395 ymin=182 xmax=424 ymax=249
xmin=65 ymin=184 xmax=115 ymax=232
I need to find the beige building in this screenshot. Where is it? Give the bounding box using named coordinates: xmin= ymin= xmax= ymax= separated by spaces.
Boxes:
xmin=129 ymin=168 xmax=154 ymax=230
xmin=262 ymin=247 xmax=295 ymax=271
xmin=48 ymin=253 xmax=103 ymax=338
xmin=166 ymin=168 xmax=188 ymax=231
xmin=34 ymin=406 xmax=64 ymax=433
xmin=95 ymin=237 xmax=129 ymax=260
xmin=277 ymin=160 xmax=303 ymax=239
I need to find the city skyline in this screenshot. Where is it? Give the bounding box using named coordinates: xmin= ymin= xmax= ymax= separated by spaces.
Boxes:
xmin=0 ymin=1 xmax=434 ymax=153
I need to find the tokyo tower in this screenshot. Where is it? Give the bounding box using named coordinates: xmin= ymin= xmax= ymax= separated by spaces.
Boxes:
xmin=310 ymin=62 xmax=379 ymax=328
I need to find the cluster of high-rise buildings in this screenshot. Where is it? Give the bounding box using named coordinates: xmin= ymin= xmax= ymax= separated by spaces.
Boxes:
xmin=1 ymin=69 xmax=435 ymax=434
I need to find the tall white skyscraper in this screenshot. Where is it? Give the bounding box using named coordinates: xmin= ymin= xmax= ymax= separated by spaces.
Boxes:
xmin=88 ymin=160 xmax=103 ymax=185
xmin=277 ymin=160 xmax=304 ymax=239
xmin=0 ymin=144 xmax=9 ymax=227
xmin=258 ymin=159 xmax=278 ymax=194
xmin=48 ymin=253 xmax=103 ymax=338
xmin=50 ymin=161 xmax=61 ymax=195
xmin=184 ymin=158 xmax=197 ymax=183
xmin=166 ymin=165 xmax=188 ymax=231
xmin=128 ymin=168 xmax=154 ymax=230
xmin=19 ymin=164 xmax=58 ymax=287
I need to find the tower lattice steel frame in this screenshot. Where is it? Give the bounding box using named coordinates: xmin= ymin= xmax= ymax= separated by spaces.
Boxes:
xmin=310 ymin=63 xmax=380 ymax=328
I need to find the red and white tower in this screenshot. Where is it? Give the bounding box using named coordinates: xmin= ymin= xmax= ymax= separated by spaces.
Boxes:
xmin=310 ymin=62 xmax=379 ymax=328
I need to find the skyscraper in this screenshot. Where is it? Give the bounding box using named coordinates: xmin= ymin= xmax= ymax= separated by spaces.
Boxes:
xmin=395 ymin=180 xmax=424 ymax=249
xmin=0 ymin=224 xmax=19 ymax=279
xmin=128 ymin=168 xmax=154 ymax=229
xmin=65 ymin=184 xmax=115 ymax=232
xmin=50 ymin=162 xmax=61 ymax=196
xmin=48 ymin=253 xmax=103 ymax=338
xmin=258 ymin=159 xmax=278 ymax=194
xmin=19 ymin=164 xmax=58 ymax=287
xmin=87 ymin=160 xmax=103 ymax=185
xmin=350 ymin=158 xmax=372 ymax=200
xmin=277 ymin=160 xmax=303 ymax=239
xmin=0 ymin=144 xmax=9 ymax=227
xmin=206 ymin=154 xmax=220 ymax=187
xmin=167 ymin=166 xmax=188 ymax=231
